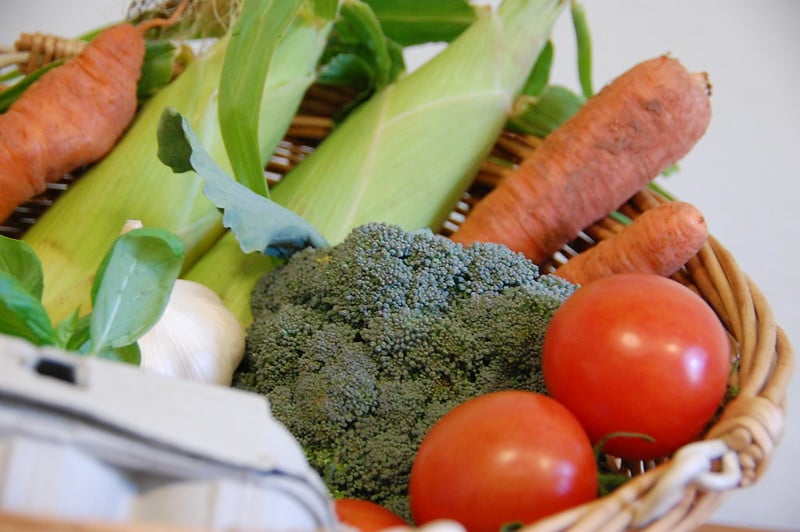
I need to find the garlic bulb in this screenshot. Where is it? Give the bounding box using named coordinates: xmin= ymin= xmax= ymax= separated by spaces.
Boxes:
xmin=138 ymin=279 xmax=246 ymax=385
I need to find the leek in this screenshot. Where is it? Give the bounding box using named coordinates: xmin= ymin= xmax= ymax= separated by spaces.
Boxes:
xmin=220 ymin=0 xmax=317 ymax=196
xmin=23 ymin=2 xmax=340 ymax=323
xmin=185 ymin=0 xmax=569 ymax=326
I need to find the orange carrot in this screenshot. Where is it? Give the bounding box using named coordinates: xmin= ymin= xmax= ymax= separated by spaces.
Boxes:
xmin=450 ymin=55 xmax=712 ymax=266
xmin=0 ymin=1 xmax=187 ymax=224
xmin=554 ymin=200 xmax=708 ymax=286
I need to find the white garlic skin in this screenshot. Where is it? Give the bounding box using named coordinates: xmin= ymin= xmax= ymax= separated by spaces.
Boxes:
xmin=137 ymin=279 xmax=246 ymax=386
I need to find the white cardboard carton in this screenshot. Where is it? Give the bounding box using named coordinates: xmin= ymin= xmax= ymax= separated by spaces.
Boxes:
xmin=0 ymin=334 xmax=338 ymax=530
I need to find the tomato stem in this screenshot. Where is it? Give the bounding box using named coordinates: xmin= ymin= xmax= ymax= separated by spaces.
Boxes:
xmin=593 ymin=431 xmax=656 ymax=496
xmin=594 ymin=431 xmax=656 ymax=459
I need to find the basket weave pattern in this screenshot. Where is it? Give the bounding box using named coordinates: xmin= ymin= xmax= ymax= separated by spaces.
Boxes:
xmin=1 ymin=85 xmax=794 ymax=532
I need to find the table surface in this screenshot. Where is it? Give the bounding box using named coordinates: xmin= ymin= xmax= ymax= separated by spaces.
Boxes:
xmin=1 ymin=1 xmax=797 ymax=530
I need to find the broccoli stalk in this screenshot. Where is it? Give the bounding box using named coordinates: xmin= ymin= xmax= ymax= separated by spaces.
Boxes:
xmin=233 ymin=222 xmax=576 ymax=519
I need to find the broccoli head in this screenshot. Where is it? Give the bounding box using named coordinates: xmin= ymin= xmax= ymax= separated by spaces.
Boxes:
xmin=233 ymin=222 xmax=576 ymax=519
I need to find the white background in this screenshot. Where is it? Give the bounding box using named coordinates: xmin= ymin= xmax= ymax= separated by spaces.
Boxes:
xmin=1 ymin=1 xmax=798 ymax=529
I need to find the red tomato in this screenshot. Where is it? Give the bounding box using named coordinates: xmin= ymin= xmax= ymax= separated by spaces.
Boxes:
xmin=542 ymin=273 xmax=730 ymax=461
xmin=334 ymin=498 xmax=408 ymax=532
xmin=409 ymin=390 xmax=597 ymax=532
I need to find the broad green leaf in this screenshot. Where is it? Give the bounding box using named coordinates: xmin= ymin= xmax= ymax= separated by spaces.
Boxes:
xmin=158 ymin=108 xmax=328 ymax=258
xmin=318 ymin=0 xmax=406 ymax=114
xmin=363 ymin=0 xmax=478 ymax=46
xmin=0 ymin=271 xmax=56 ymax=346
xmin=317 ymin=52 xmax=375 ymax=89
xmin=218 ymin=0 xmax=305 ymax=197
xmin=334 ymin=0 xmax=394 ymax=88
xmin=508 ymin=84 xmax=584 ymax=138
xmin=89 ymin=228 xmax=184 ymax=354
xmin=0 ymin=235 xmax=44 ymax=299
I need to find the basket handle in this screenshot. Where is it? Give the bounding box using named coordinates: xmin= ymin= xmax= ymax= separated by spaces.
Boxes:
xmin=632 ymin=439 xmax=741 ymax=527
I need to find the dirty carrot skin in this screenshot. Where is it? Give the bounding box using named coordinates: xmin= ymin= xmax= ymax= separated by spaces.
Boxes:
xmin=450 ymin=55 xmax=712 ymax=265
xmin=0 ymin=24 xmax=143 ymax=222
xmin=0 ymin=1 xmax=186 ymax=223
xmin=554 ymin=200 xmax=708 ymax=285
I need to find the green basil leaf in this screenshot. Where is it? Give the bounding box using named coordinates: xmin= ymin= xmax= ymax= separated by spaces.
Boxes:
xmin=96 ymin=342 xmax=141 ymax=365
xmin=158 ymin=108 xmax=328 ymax=258
xmin=0 ymin=234 xmax=44 ymax=299
xmin=88 ymin=228 xmax=184 ymax=354
xmin=54 ymin=308 xmax=89 ymax=350
xmin=0 ymin=271 xmax=56 ymax=345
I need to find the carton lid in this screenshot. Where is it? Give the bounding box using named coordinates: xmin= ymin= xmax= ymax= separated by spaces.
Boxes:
xmin=0 ymin=335 xmax=316 ymax=482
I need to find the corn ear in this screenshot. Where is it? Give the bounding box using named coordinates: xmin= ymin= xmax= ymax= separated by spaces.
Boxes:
xmin=22 ymin=7 xmax=338 ymax=323
xmin=186 ymin=0 xmax=568 ymax=326
xmin=276 ymin=0 xmax=567 ymax=236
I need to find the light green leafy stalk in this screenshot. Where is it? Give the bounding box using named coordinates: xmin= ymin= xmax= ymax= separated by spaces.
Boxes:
xmin=508 ymin=84 xmax=585 ymax=138
xmin=185 ymin=0 xmax=569 ymax=326
xmin=519 ymin=40 xmax=555 ymax=97
xmin=23 ymin=2 xmax=340 ymax=323
xmin=362 ymin=0 xmax=480 ymax=46
xmin=220 ymin=0 xmax=337 ymax=195
xmin=571 ymin=0 xmax=594 ymax=99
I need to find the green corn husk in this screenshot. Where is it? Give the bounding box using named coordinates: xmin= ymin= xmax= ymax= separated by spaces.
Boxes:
xmin=22 ymin=5 xmax=338 ymax=323
xmin=185 ymin=0 xmax=568 ymax=326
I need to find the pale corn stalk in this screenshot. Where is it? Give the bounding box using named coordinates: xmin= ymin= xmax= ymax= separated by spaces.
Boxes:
xmin=22 ymin=3 xmax=339 ymax=323
xmin=185 ymin=0 xmax=569 ymax=326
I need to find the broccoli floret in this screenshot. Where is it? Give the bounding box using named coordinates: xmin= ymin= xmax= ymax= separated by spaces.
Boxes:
xmin=233 ymin=222 xmax=576 ymax=519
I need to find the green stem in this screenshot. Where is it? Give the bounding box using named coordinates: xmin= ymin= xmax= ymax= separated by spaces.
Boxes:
xmin=570 ymin=0 xmax=593 ymax=99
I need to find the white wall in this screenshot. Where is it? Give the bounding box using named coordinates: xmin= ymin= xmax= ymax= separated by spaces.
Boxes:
xmin=1 ymin=1 xmax=798 ymax=529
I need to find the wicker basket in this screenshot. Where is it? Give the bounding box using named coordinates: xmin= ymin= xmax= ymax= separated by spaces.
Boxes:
xmin=1 ymin=84 xmax=794 ymax=532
